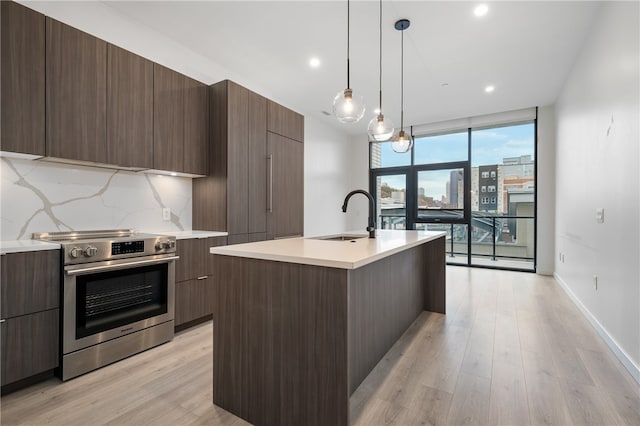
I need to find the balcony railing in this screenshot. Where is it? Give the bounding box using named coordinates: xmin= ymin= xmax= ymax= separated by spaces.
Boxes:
xmin=378 ymin=213 xmax=535 ymax=267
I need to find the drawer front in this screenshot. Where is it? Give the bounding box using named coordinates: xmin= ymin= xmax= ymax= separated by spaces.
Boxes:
xmin=1 ymin=250 xmax=60 ymax=318
xmin=1 ymin=309 xmax=59 ymax=386
xmin=175 ymin=277 xmax=214 ymax=326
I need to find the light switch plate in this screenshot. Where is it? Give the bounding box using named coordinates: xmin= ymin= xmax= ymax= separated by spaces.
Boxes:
xmin=162 ymin=208 xmax=171 ymax=221
xmin=596 ymin=208 xmax=604 ymax=223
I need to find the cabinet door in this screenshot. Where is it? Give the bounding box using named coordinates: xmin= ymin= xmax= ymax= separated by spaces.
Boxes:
xmin=267 ymin=133 xmax=304 ymax=239
xmin=0 ymin=1 xmax=45 ymax=156
xmin=248 ymin=91 xmax=267 ymax=234
xmin=184 ymin=77 xmax=208 ymax=175
xmin=46 ymin=18 xmax=107 ymax=163
xmin=0 ymin=250 xmax=59 ymax=319
xmin=154 ymin=64 xmax=184 ymax=172
xmin=175 ymin=239 xmax=206 ymax=282
xmin=106 ymin=44 xmax=153 ymax=169
xmin=226 ymin=81 xmax=249 ymax=235
xmin=267 ymin=100 xmax=304 ymax=142
xmin=1 ymin=309 xmax=59 ymax=386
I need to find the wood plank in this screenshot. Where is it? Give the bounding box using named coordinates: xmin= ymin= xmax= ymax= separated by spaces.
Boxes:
xmin=489 ymin=361 xmax=530 ymax=425
xmin=446 ymin=372 xmax=491 ymax=425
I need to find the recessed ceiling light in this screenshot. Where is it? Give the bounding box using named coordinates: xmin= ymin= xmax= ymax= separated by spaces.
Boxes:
xmin=474 ymin=4 xmax=489 ymax=17
xmin=485 ymin=85 xmax=495 ymax=93
xmin=309 ymin=57 xmax=321 ymax=68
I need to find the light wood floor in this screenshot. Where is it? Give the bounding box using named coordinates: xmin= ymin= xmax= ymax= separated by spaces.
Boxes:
xmin=2 ymin=266 xmax=638 ymax=425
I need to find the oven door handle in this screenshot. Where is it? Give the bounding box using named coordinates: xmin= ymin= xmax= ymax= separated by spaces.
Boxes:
xmin=65 ymin=256 xmax=180 ymax=276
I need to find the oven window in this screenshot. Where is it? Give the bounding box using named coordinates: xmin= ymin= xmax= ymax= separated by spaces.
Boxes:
xmin=76 ymin=263 xmax=168 ymax=339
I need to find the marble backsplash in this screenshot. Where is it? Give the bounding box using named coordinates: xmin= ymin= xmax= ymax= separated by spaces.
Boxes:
xmin=1 ymin=157 xmax=192 ymax=240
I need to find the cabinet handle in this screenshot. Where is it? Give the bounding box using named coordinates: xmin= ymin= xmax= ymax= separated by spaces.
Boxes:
xmin=0 ymin=319 xmax=6 ymax=323
xmin=268 ymin=155 xmax=273 ymax=213
xmin=196 ymin=275 xmax=208 ymax=280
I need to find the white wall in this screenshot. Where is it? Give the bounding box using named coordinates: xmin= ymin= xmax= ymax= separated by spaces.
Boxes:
xmin=554 ymin=2 xmax=639 ymax=379
xmin=536 ymin=105 xmax=556 ymax=275
xmin=346 ymin=135 xmax=372 ymax=232
xmin=303 ymin=116 xmax=353 ymax=237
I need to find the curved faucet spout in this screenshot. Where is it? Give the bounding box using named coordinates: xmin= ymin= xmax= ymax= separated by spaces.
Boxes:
xmin=341 ymin=189 xmax=376 ymax=238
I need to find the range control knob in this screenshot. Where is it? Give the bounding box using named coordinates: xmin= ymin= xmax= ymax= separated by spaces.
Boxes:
xmin=69 ymin=247 xmax=82 ymax=258
xmin=155 ymin=240 xmax=177 ymax=250
xmin=84 ymin=246 xmax=98 ymax=257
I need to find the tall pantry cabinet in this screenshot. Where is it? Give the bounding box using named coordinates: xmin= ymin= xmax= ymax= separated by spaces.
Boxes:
xmin=193 ymin=80 xmax=304 ymax=242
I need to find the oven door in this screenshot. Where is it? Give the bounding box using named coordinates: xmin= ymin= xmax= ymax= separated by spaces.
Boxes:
xmin=63 ymin=254 xmax=178 ymax=354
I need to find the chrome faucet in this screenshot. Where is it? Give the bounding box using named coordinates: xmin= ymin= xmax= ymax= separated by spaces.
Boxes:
xmin=342 ymin=189 xmax=376 ymax=238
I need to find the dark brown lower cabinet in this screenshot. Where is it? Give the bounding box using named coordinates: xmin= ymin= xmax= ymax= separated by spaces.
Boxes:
xmin=1 ymin=309 xmax=59 ymax=386
xmin=174 ymin=236 xmax=226 ymax=328
xmin=175 ymin=277 xmax=214 ymax=326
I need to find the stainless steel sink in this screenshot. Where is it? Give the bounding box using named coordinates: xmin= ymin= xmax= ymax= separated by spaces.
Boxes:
xmin=310 ymin=234 xmax=368 ymax=242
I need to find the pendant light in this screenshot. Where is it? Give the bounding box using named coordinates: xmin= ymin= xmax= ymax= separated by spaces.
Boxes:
xmin=333 ymin=0 xmax=365 ymax=123
xmin=391 ymin=19 xmax=413 ymax=153
xmin=367 ymin=0 xmax=394 ymax=141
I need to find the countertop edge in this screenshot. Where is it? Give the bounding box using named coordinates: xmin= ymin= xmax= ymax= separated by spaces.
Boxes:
xmin=1 ymin=241 xmax=61 ymax=254
xmin=209 ymin=232 xmax=445 ymax=270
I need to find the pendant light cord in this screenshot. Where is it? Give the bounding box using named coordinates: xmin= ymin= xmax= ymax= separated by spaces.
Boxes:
xmin=378 ymin=0 xmax=383 ymax=110
xmin=400 ymin=27 xmax=404 ymax=130
xmin=347 ymin=0 xmax=351 ymax=89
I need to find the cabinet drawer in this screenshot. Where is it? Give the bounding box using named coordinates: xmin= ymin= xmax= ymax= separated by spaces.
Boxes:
xmin=0 ymin=250 xmax=60 ymax=319
xmin=175 ymin=277 xmax=214 ymax=326
xmin=1 ymin=309 xmax=59 ymax=386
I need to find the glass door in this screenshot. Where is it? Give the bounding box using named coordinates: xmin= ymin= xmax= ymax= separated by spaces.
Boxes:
xmin=370 ymin=170 xmax=408 ymax=230
xmin=413 ymin=163 xmax=470 ymax=265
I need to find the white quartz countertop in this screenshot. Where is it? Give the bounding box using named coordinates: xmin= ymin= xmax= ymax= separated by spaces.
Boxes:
xmin=209 ymin=230 xmax=446 ymax=269
xmin=1 ymin=240 xmax=61 ymax=254
xmin=152 ymin=230 xmax=228 ymax=240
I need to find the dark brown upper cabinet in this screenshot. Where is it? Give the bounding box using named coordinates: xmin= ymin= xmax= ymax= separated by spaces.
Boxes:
xmin=267 ymin=132 xmax=304 ymax=239
xmin=46 ymin=18 xmax=107 ymax=163
xmin=193 ymin=81 xmax=268 ymax=239
xmin=184 ymin=77 xmax=209 ymax=176
xmin=0 ymin=1 xmax=46 ymax=156
xmin=248 ymin=91 xmax=268 ymax=234
xmin=154 ymin=64 xmax=208 ymax=175
xmin=267 ymin=100 xmax=304 ymax=143
xmin=154 ymin=64 xmax=184 ymax=173
xmin=107 ymin=44 xmax=153 ymax=169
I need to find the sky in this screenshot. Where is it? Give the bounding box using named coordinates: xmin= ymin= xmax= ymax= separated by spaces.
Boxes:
xmin=376 ymin=123 xmax=535 ymax=199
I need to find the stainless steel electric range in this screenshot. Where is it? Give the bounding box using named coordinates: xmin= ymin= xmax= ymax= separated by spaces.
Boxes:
xmin=33 ymin=229 xmax=178 ymax=381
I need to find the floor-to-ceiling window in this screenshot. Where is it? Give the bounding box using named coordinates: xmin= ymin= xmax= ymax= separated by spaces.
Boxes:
xmin=370 ymin=115 xmax=537 ymax=272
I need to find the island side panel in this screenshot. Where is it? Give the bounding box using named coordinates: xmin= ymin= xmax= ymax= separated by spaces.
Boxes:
xmin=347 ymin=243 xmax=426 ymax=395
xmin=424 ymin=236 xmax=446 ymax=314
xmin=211 ymin=254 xmax=350 ymax=426
xmin=347 ymin=237 xmax=446 ymax=394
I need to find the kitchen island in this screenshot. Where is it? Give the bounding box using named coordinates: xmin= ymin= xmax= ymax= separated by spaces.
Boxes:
xmin=209 ymin=230 xmax=446 ymax=426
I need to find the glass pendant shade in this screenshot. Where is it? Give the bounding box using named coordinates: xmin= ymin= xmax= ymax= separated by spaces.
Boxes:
xmin=367 ymin=113 xmax=395 ymax=141
xmin=333 ymin=88 xmax=365 ymax=123
xmin=391 ymin=129 xmax=413 ymax=153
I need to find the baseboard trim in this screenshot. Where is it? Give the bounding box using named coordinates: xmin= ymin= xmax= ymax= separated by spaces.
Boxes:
xmin=554 ymin=272 xmax=640 ymax=385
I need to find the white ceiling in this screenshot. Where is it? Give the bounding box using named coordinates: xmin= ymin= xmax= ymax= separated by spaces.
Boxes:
xmin=103 ymin=1 xmax=600 ymax=136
